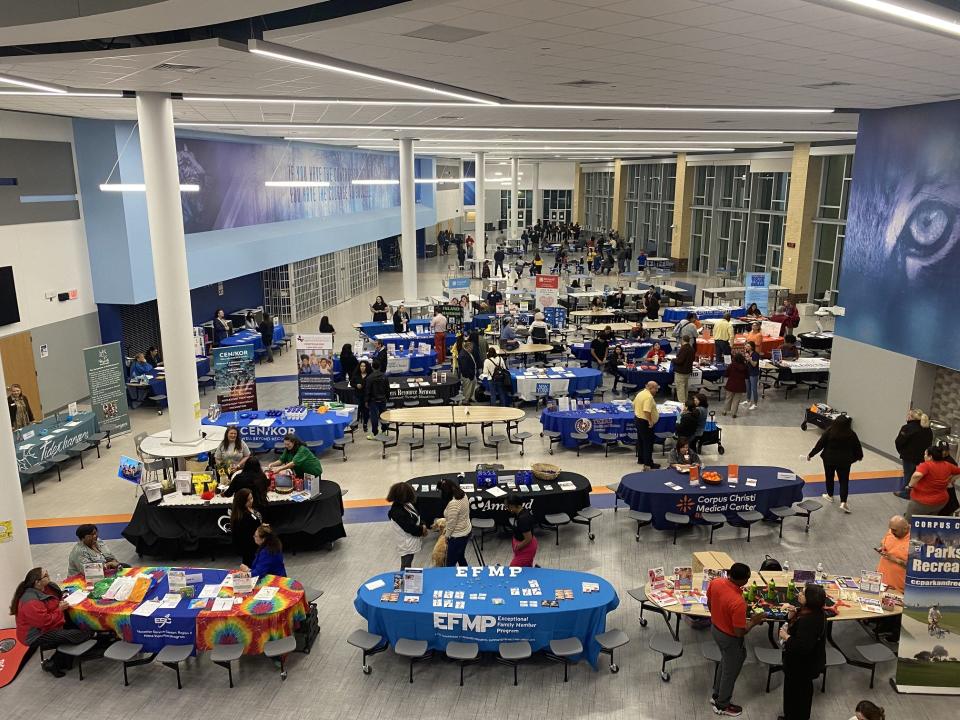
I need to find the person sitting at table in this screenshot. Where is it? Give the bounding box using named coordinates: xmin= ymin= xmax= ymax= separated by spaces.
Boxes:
xmin=777 ymin=298 xmax=800 ymax=333
xmin=505 ymin=494 xmax=538 ymax=567
xmin=393 ymin=304 xmax=410 ymax=333
xmin=669 ymin=436 xmax=701 ymax=468
xmin=269 ymin=434 xmax=323 ymax=479
xmin=10 ymin=567 xmax=94 ymax=677
xmin=607 ymin=288 xmax=626 ymax=310
xmin=370 ymin=295 xmax=388 ymax=322
xmin=589 ymin=295 xmax=605 ymax=311
xmin=7 ymin=382 xmax=35 ymax=430
xmin=129 ymin=352 xmax=153 ymax=377
xmin=367 ymin=364 xmax=390 ymax=438
xmin=240 ymin=524 xmax=287 ymax=578
xmin=590 ymin=328 xmax=610 ymax=372
xmin=145 ymin=346 xmax=162 ymax=367
xmin=340 ymin=343 xmax=358 ymax=380
xmin=243 ymin=311 xmax=257 ymax=331
xmin=230 ymin=489 xmax=262 ymax=567
xmin=722 ymin=353 xmax=749 ymax=418
xmin=644 ymin=343 xmax=666 ymax=364
xmin=676 ymin=399 xmax=699 ymax=441
xmin=499 ymin=318 xmax=519 ymax=350
xmin=67 ymin=523 xmax=123 ymax=576
xmin=692 ymin=392 xmax=709 ymax=452
xmin=745 ymin=302 xmax=763 ymax=318
xmin=351 ymin=360 xmax=373 ymax=431
xmin=487 ymin=287 xmax=503 ymax=307
xmin=387 ymin=482 xmax=427 ymax=570
xmin=745 ymin=321 xmax=764 ymax=348
xmin=372 ymin=339 xmax=388 ymax=373
xmin=214 ymin=425 xmax=251 ymax=475
xmin=222 ymin=456 xmax=269 ymax=508
xmin=213 ymin=308 xmax=231 ymax=346
xmin=903 ymin=444 xmax=960 ymax=520
xmin=439 ymin=478 xmax=472 ymax=567
xmin=258 ymin=313 xmax=275 ymax=363
xmin=779 ymin=583 xmax=827 ymax=720
xmin=529 ymin=312 xmax=550 ymax=344
xmin=780 ymin=334 xmax=800 ymax=360
xmin=318 ymin=315 xmax=335 ymax=336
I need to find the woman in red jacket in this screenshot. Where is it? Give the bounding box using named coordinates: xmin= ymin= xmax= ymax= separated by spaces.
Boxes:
xmin=10 ymin=567 xmax=93 ymax=677
xmin=722 ymin=353 xmax=749 ymax=418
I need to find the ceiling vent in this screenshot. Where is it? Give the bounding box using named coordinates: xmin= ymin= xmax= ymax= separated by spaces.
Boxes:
xmin=153 ymin=62 xmax=208 ymax=74
xmin=799 ymin=81 xmax=853 ymax=89
xmin=557 ymin=79 xmax=610 ymax=87
xmin=403 ymin=24 xmax=489 ymax=42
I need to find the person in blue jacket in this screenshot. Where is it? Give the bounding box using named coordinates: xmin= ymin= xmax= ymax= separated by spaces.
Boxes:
xmin=240 ymin=523 xmax=287 ymax=578
xmin=129 ymin=353 xmax=154 ymax=377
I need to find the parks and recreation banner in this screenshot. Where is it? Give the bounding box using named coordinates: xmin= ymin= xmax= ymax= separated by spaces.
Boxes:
xmin=894 ymin=515 xmax=960 ymax=695
xmin=213 ymin=344 xmax=258 ymax=412
xmin=82 ymin=341 xmax=131 ymax=435
xmin=296 ymin=333 xmax=335 ymax=406
xmin=743 ymin=272 xmax=770 ymax=315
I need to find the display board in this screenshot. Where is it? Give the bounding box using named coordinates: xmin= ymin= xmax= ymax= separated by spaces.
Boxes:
xmin=743 ymin=272 xmax=770 ymax=315
xmin=535 ymin=274 xmax=561 ymax=309
xmin=433 ymin=303 xmax=463 ymax=324
xmin=82 ymin=341 xmax=130 ymax=434
xmin=212 ymin=344 xmax=257 ymax=411
xmin=296 ymin=334 xmax=335 ymax=406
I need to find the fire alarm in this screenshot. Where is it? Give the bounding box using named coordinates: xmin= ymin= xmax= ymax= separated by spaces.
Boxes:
xmin=57 ymin=292 xmax=69 ymax=301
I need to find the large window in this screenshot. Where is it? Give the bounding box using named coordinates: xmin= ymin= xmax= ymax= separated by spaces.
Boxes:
xmin=583 ymin=171 xmax=614 ymax=232
xmin=810 ymin=154 xmax=853 ymax=303
xmin=542 ymin=189 xmax=572 ymax=223
xmin=624 ymin=163 xmax=675 ymax=257
xmin=500 ymin=189 xmax=533 ymax=227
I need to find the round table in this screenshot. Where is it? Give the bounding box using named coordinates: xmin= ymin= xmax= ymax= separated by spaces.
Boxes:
xmin=540 ymin=401 xmax=679 ymax=449
xmin=355 ymin=319 xmax=430 ymax=338
xmin=123 ymin=480 xmax=347 ymax=557
xmin=616 ymin=465 xmax=805 ymax=530
xmin=202 ymin=407 xmax=357 ymax=451
xmin=333 ymin=375 xmax=461 ymax=406
xmin=798 ymin=331 xmax=834 ymax=351
xmin=354 ymin=567 xmax=619 ymax=668
xmin=662 ymin=306 xmax=745 ymax=323
xmin=62 ymin=566 xmax=307 ymax=655
xmin=139 ymin=427 xmax=225 ymax=460
xmin=571 ymin=339 xmax=671 ymax=363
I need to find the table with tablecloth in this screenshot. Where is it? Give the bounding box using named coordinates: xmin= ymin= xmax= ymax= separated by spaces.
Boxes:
xmin=798 ymin=331 xmax=833 ymax=351
xmin=616 ymin=465 xmax=805 ymax=530
xmin=333 ymin=376 xmax=461 ymax=406
xmin=411 ymin=470 xmax=591 ymax=525
xmin=540 ymin=401 xmax=680 ymax=449
xmin=202 ymin=406 xmax=357 ymax=451
xmin=218 ymin=324 xmax=286 ymax=352
xmin=696 ymin=334 xmax=783 ymax=360
xmin=357 ymin=319 xmax=431 ymax=338
xmin=373 ymin=331 xmax=456 ymax=350
xmin=615 ymin=361 xmax=726 ymax=391
xmin=128 ymin=357 xmax=210 ymax=406
xmin=62 ymin=566 xmax=307 ymax=655
xmin=570 ymin=338 xmax=672 ymax=363
xmin=662 ymin=305 xmax=746 ymax=323
xmin=122 ymin=480 xmax=347 ymax=557
xmin=333 ymin=349 xmax=437 ymax=377
xmin=355 ymin=567 xmax=619 ymax=667
xmin=491 ymin=367 xmax=603 ymax=401
xmin=15 ymin=411 xmax=99 ymax=473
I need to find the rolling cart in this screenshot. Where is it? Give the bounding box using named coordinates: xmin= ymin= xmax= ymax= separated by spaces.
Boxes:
xmin=698 ymin=411 xmax=725 ymax=455
xmin=801 ymin=403 xmax=847 ymax=431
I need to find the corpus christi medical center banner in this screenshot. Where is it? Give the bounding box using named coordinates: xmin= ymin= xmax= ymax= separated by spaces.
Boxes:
xmin=895 ymin=515 xmax=960 ymax=695
xmin=297 ymin=334 xmax=334 ymax=406
xmin=535 ymin=274 xmax=560 ymax=309
xmin=83 ymin=341 xmax=131 ymax=434
xmin=743 ymin=272 xmax=770 ymax=315
xmin=213 ymin=344 xmax=258 ymax=412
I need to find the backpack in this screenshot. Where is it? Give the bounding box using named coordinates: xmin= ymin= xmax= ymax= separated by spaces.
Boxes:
xmin=759 ymin=555 xmax=782 ymax=571
xmin=673 ymin=320 xmax=689 ymax=340
xmin=492 ymin=358 xmax=512 ymax=389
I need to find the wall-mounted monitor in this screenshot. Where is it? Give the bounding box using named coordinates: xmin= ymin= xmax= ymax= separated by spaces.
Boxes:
xmin=0 ymin=266 xmax=20 ymax=327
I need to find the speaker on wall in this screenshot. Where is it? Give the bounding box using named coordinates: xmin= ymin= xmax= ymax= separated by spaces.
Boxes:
xmin=0 ymin=266 xmax=20 ymax=326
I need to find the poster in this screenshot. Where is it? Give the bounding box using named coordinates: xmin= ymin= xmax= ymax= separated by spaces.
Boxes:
xmin=296 ymin=333 xmax=335 ymax=406
xmin=434 ymin=303 xmax=463 ymax=324
xmin=0 ymin=628 xmax=30 ymax=688
xmin=535 ymin=274 xmax=560 ymax=309
xmin=894 ymin=515 xmax=960 ymax=695
xmin=213 ymin=344 xmax=258 ymax=411
xmin=192 ymin=327 xmax=206 ymax=358
xmin=743 ymin=272 xmax=770 ymax=315
xmin=447 ymin=277 xmax=471 ymax=293
xmin=83 ymin=341 xmax=131 ymax=435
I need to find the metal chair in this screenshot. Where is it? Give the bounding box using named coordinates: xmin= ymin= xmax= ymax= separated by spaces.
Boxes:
xmin=573 ymin=506 xmax=602 ymax=541
xmin=445 ymin=641 xmax=479 ymax=686
xmin=210 ymin=643 xmax=244 ymax=687
xmin=346 ymin=630 xmax=388 ymax=675
xmin=595 ymin=629 xmax=629 ymax=673
xmin=545 ymin=637 xmax=582 ymax=683
xmin=263 ymin=635 xmax=297 ymax=681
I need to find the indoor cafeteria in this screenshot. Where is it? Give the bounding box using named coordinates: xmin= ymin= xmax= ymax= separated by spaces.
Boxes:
xmin=3 ymin=1 xmax=960 ymax=719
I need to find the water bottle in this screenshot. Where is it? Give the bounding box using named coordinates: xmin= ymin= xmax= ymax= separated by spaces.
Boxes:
xmin=816 ymin=562 xmax=824 ymax=581
xmin=782 ymin=559 xmax=790 ymax=573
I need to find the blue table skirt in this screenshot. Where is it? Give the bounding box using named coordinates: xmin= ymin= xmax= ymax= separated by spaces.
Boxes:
xmin=571 ymin=339 xmax=671 ymax=363
xmin=616 ymin=465 xmax=805 ymax=530
xmin=202 ymin=406 xmax=356 ymax=451
xmin=16 ymin=411 xmax=99 ymax=473
xmin=219 ymin=325 xmax=286 ymax=352
xmin=540 ymin=402 xmax=678 ymax=448
xmin=616 ymin=363 xmax=725 ymax=390
xmin=358 ymin=319 xmax=430 ymax=338
xmin=484 ymin=367 xmax=602 ymax=401
xmin=129 ymin=358 xmax=210 ymax=406
xmin=333 ymin=350 xmax=437 ymax=377
xmin=354 ymin=567 xmax=619 ymax=668
xmin=373 ymin=332 xmax=456 ymax=350
xmin=662 ymin=307 xmax=745 ymax=323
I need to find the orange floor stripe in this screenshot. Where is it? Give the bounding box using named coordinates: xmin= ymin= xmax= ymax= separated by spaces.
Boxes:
xmin=802 ymin=470 xmax=898 ymax=482
xmin=28 ymin=513 xmax=132 ymax=528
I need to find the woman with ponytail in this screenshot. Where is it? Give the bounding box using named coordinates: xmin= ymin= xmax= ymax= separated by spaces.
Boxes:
xmin=895 ymin=408 xmax=933 ymax=498
xmin=851 ymin=700 xmax=885 ymax=720
xmin=240 ymin=524 xmax=287 ymax=577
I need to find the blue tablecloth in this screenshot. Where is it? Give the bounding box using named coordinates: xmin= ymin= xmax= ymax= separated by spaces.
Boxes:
xmin=617 ymin=362 xmax=726 ymax=390
xmin=202 ymin=406 xmax=356 ymax=451
xmin=484 ymin=367 xmax=603 ymax=401
xmin=617 ymin=465 xmax=805 ymax=530
xmin=354 ymin=567 xmax=619 ymax=668
xmin=540 ymin=401 xmax=679 ymax=449
xmin=571 ymin=339 xmax=671 ymax=363
xmin=358 ymin=319 xmax=430 ymax=338
xmin=219 ymin=325 xmax=286 ymax=352
xmin=662 ymin=306 xmax=745 ymax=323
xmin=15 ymin=411 xmax=98 ymax=473
xmin=334 ymin=350 xmax=437 ymax=377
xmin=373 ymin=331 xmax=456 ymax=349
xmin=128 ymin=358 xmax=210 ymax=407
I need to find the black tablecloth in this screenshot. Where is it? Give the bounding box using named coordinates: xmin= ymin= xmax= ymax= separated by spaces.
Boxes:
xmin=122 ymin=480 xmax=346 ymax=559
xmin=798 ymin=332 xmax=833 ymax=351
xmin=333 ymin=376 xmax=461 ymax=406
xmin=412 ymin=470 xmax=591 ymax=526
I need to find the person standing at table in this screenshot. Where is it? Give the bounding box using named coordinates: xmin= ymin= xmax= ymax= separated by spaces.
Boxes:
xmin=483 ymin=347 xmax=511 ymax=407
xmin=457 ymin=242 xmax=466 ymax=272
xmin=372 ymin=339 xmax=388 ymax=373
xmin=644 ymin=287 xmax=660 ymax=321
xmin=230 ymin=489 xmax=262 ymax=567
xmin=351 ymin=360 xmax=372 ymax=432
xmin=676 ymin=312 xmax=699 ymax=346
xmin=589 ymin=328 xmax=610 ymax=372
xmin=366 ymin=365 xmax=390 ymax=438
xmin=745 ymin=303 xmax=763 ymax=319
xmin=269 ymin=434 xmax=323 ymax=479
xmin=722 ymin=353 xmax=749 ymax=418
xmin=676 ymin=399 xmax=699 ymax=442
xmin=439 ymin=478 xmax=472 ymax=567
xmin=7 ymin=383 xmax=34 ymax=430
xmin=430 ymin=308 xmax=448 ymax=363
xmin=494 ymin=246 xmax=506 ymax=278
xmin=633 ymin=381 xmax=660 ymax=469
xmin=712 ymin=312 xmax=735 ymax=363
xmin=778 ymin=584 xmax=827 ymax=720
xmin=241 ymin=524 xmax=287 ymax=578
xmin=778 ymin=298 xmax=800 ymax=334
xmin=213 ymin=308 xmax=231 ymax=346
xmin=692 ymin=392 xmax=709 ymax=453
xmin=869 ymin=515 xmax=910 ymax=643
xmin=387 ymin=482 xmax=427 ymax=570
xmin=393 ymin=304 xmax=410 ymax=333
xmin=482 ymin=260 xmax=492 ymax=280
xmin=904 ymin=444 xmax=960 ymax=520
xmin=744 ymin=341 xmax=761 ymax=411
xmin=506 ymin=494 xmax=538 ymax=567
xmin=370 ymin=295 xmax=388 ymax=322
xmin=707 ymin=562 xmax=765 ymax=717
xmin=458 ymin=340 xmax=477 ymax=405
xmin=673 ymin=335 xmax=695 ymax=402
xmin=318 ymin=315 xmax=336 ymax=337
xmin=487 ymin=286 xmax=503 ymax=308
xmin=340 ymin=343 xmax=358 ymax=381
xmin=894 ymin=408 xmax=933 ymax=499
xmin=807 ymin=414 xmax=863 ymax=513
xmin=258 ymin=313 xmax=275 ymax=363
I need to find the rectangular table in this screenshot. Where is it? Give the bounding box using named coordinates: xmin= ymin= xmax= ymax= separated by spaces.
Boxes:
xmin=15 ymin=411 xmax=98 ymax=473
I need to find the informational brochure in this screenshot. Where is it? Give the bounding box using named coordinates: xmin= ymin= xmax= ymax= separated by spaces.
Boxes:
xmin=83 ymin=562 xmax=105 ymax=585
xmin=648 ymin=567 xmax=666 ymax=589
xmin=673 ymin=566 xmax=693 ymax=590
xmin=254 ymin=586 xmax=279 ymax=602
xmin=131 ymin=600 xmax=162 ymax=617
xmin=159 ymin=593 xmax=182 ymax=609
xmin=212 ymin=596 xmax=235 ymax=612
xmin=198 ymin=584 xmax=223 ymax=599
xmin=402 ymin=568 xmax=424 ymax=595
xmin=64 ymin=589 xmax=89 ymax=606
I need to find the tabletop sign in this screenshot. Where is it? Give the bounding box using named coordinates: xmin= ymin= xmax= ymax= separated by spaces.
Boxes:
xmin=231 ymin=571 xmax=255 ymax=595
xmin=434 ymin=303 xmax=463 ymax=323
xmin=303 ymin=473 xmax=320 ymax=498
xmin=860 ymin=570 xmax=883 ymax=594
xmin=83 ymin=563 xmax=104 ymax=585
xmin=455 ymin=566 xmax=524 ymax=578
xmin=168 ymin=570 xmax=187 ymax=593
xmin=403 ymin=568 xmax=424 ymax=595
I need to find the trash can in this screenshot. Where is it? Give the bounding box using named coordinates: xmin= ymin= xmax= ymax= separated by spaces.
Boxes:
xmin=929 ymin=419 xmax=951 ymax=441
xmin=941 ymin=434 xmax=960 ymax=460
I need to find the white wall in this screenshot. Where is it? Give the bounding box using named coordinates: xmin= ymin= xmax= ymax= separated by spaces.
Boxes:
xmin=435 ymin=187 xmax=463 ymax=223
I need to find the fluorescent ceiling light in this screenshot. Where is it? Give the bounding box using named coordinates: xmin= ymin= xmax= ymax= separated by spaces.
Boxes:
xmin=507 ymin=103 xmax=833 ymax=113
xmin=247 ymin=40 xmax=500 ymax=106
xmin=359 ymin=145 xmax=735 ymax=152
xmin=286 ymin=137 xmax=782 ymax=145
xmin=351 ymin=179 xmax=399 ymax=186
xmin=834 ymin=0 xmax=960 ymax=36
xmin=352 ymin=178 xmax=466 ymax=185
xmin=0 ymin=90 xmax=123 ymax=97
xmin=0 ymin=73 xmax=68 ymax=94
xmin=99 ymin=183 xmax=199 ymax=192
xmin=264 ymin=180 xmax=331 ymax=188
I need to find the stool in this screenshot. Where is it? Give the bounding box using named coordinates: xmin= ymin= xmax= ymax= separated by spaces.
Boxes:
xmin=595 ymin=629 xmax=629 ymax=673
xmin=67 ymin=443 xmax=92 ymax=469
xmin=821 ymin=646 xmax=846 ymax=692
xmin=346 ymin=629 xmax=388 ymax=675
xmin=598 ymin=432 xmax=620 ymax=457
xmin=156 ymin=644 xmax=193 ymax=689
xmin=246 ymin=441 xmax=265 ymax=454
xmin=701 ymin=512 xmax=726 ymax=544
xmin=263 ymin=635 xmax=297 ymax=680
xmin=855 ymin=643 xmax=895 ymax=688
xmin=795 ymin=499 xmax=823 ymax=532
xmin=664 ymin=512 xmax=690 ymax=544
xmin=649 ymin=634 xmax=683 ymax=681
xmin=488 ymin=433 xmax=508 ymax=460
xmin=736 ymin=510 xmax=764 ymax=541
xmin=627 ymin=587 xmax=668 ymax=629
xmin=511 ymin=430 xmax=533 ymax=456
xmin=399 ymin=436 xmax=423 ymax=461
xmin=50 ymin=453 xmax=71 ymax=482
xmin=332 ymin=439 xmax=348 ymax=462
xmin=427 ymin=398 xmax=444 ymax=407
xmin=472 ymin=517 xmax=496 ymax=550
xmin=570 ymin=431 xmax=591 ymax=456
xmin=701 ymin=640 xmax=722 ymax=686
xmin=770 ymin=506 xmax=797 ymax=538
xmin=573 ymin=506 xmax=602 ymax=541
xmin=395 ymin=638 xmax=432 ymax=684
xmin=542 ymin=513 xmax=571 ymax=545
xmin=375 ymin=431 xmax=393 ymax=459
xmin=754 ymin=646 xmax=783 ymax=692
xmin=542 ymin=430 xmax=562 ymax=455
xmin=628 ymin=510 xmax=652 ymax=541
xmin=147 ymin=394 xmax=167 ymax=414
xmin=198 ymin=375 xmax=214 ymax=396
xmin=210 ymin=643 xmax=244 ymax=687
xmin=301 ymin=584 xmax=324 ymax=606
xmin=426 ymin=436 xmax=451 ymax=462
xmin=545 ymin=637 xmax=583 ymax=682
xmin=496 ymin=640 xmax=531 ymax=686
xmin=58 ymin=638 xmax=97 ymax=680
xmin=445 ymin=641 xmax=479 ymax=686
xmin=456 ymin=434 xmax=478 ymax=460
xmin=606 ymin=482 xmax=627 ymax=512
xmin=90 ymin=431 xmax=111 ymax=456
xmin=104 ymin=640 xmax=148 ymax=686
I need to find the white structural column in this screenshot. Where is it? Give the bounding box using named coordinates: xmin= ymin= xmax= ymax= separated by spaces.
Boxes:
xmin=0 ymin=357 xmax=32 ymax=628
xmin=474 ymin=151 xmax=486 ymax=262
xmin=136 ymin=92 xmax=201 ymax=444
xmin=510 ymin=157 xmax=520 ymax=241
xmin=399 ymin=138 xmax=417 ymax=300
xmin=531 ymin=162 xmax=541 ymax=225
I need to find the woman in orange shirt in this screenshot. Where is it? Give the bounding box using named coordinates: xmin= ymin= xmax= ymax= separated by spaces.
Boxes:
xmin=906 ymin=445 xmax=960 ymax=520
xmin=745 ymin=321 xmax=764 ymax=349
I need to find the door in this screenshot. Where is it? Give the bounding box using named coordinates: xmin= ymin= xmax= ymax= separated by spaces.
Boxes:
xmin=0 ymin=331 xmax=42 ymax=421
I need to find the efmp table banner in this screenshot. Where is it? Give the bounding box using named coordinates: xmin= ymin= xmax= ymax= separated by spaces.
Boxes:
xmin=213 ymin=343 xmax=258 ymax=412
xmin=296 ymin=333 xmax=335 ymax=406
xmin=894 ymin=515 xmax=960 ymax=695
xmin=83 ymin=341 xmax=131 ymax=435
xmin=743 ymin=272 xmax=770 ymax=315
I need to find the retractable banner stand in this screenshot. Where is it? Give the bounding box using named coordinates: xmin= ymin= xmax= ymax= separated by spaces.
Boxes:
xmin=0 ymin=629 xmax=30 ymax=688
xmin=213 ymin=344 xmax=258 ymax=411
xmin=894 ymin=515 xmax=960 ymax=695
xmin=743 ymin=272 xmax=771 ymax=315
xmin=83 ymin=341 xmax=131 ymax=435
xmin=296 ymin=333 xmax=335 ymax=407
xmin=535 ymin=274 xmax=560 ymax=309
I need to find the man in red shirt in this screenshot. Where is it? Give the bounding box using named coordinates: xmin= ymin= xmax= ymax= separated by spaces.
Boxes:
xmin=707 ymin=562 xmax=765 ymax=717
